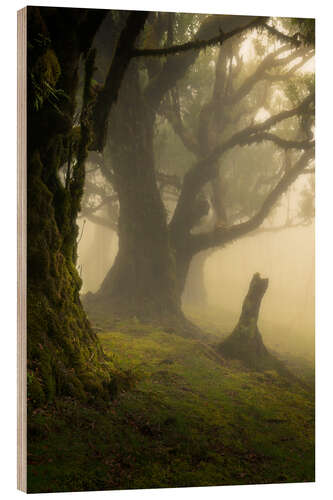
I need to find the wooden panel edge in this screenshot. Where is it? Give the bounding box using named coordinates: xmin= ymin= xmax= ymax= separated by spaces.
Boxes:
xmin=17 ymin=6 xmax=27 ymax=493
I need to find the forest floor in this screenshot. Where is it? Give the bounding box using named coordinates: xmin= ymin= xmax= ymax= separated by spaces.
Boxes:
xmin=27 ymin=309 xmax=315 ymax=493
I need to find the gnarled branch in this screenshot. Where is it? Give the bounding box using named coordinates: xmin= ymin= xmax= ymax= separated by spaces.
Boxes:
xmin=133 ymin=16 xmax=267 ymax=58
xmin=190 ymin=148 xmax=314 ymax=253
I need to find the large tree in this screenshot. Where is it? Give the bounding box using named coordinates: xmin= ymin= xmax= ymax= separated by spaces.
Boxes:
xmin=82 ymin=13 xmax=314 ymax=333
xmin=26 ymin=7 xmax=149 ymax=404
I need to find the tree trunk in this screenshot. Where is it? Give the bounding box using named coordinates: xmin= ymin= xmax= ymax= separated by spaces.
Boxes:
xmin=218 ymin=273 xmax=272 ymax=369
xmin=92 ymin=167 xmax=181 ymax=322
xmin=182 ymin=251 xmax=209 ymax=308
xmin=86 ymin=62 xmax=189 ymax=329
xmin=217 ymin=273 xmax=300 ymax=383
xmin=26 ymin=7 xmax=116 ymax=406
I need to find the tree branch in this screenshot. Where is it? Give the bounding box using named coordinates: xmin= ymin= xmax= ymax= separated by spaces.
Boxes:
xmin=161 ymin=91 xmax=200 ymax=155
xmin=246 ymin=220 xmax=312 ymax=238
xmin=229 ymin=46 xmax=313 ymax=104
xmin=145 ymin=17 xmax=267 ymax=111
xmin=190 ymin=148 xmax=314 ymax=253
xmin=90 ymin=11 xmax=149 ymax=152
xmin=238 ymin=132 xmax=314 ymax=150
xmin=169 ymin=93 xmax=314 ymax=237
xmin=202 ymin=92 xmax=314 ymax=165
xmin=133 ymin=16 xmax=267 ymax=58
xmin=262 ymin=23 xmax=304 ymax=47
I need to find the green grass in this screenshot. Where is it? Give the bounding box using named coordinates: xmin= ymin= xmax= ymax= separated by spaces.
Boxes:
xmin=27 ymin=315 xmax=315 ymax=493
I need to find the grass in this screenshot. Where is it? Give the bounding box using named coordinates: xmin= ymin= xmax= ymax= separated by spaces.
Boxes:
xmin=27 ymin=313 xmax=315 ymax=493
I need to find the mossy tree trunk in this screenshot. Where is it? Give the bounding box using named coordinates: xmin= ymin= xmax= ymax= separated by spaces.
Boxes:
xmin=26 ymin=8 xmax=147 ymax=405
xmin=217 ymin=273 xmax=273 ymax=369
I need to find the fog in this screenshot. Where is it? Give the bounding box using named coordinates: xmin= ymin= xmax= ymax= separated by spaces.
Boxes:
xmin=78 ymin=216 xmax=314 ymax=361
xmin=205 ymin=224 xmax=314 ymax=359
xmin=76 ymin=13 xmax=315 ymax=365
xmin=77 ymin=220 xmax=117 ymax=294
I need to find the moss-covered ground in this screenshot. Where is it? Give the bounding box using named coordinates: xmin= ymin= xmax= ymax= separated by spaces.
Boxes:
xmin=27 ymin=311 xmax=315 ymax=493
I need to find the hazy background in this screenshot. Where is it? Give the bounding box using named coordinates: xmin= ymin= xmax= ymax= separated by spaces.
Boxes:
xmin=77 ymin=216 xmax=314 ymax=361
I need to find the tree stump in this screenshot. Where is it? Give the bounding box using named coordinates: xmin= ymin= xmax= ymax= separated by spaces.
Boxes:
xmin=218 ymin=273 xmax=274 ymax=370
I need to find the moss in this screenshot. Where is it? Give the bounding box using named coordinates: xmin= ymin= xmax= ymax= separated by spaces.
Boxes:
xmin=27 ymin=45 xmax=116 ymax=408
xmin=27 ymin=371 xmax=45 ymax=407
xmin=29 ymin=45 xmax=63 ymax=112
xmin=27 ymin=320 xmax=314 ymax=493
xmin=25 ymin=10 xmax=130 ymax=431
xmin=34 ymin=48 xmax=61 ymax=87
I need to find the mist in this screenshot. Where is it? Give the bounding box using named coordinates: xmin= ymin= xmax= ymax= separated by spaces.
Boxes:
xmin=77 ymin=218 xmax=314 ymax=362
xmin=205 ymin=224 xmax=314 ymax=358
xmin=26 ymin=8 xmax=315 ymax=492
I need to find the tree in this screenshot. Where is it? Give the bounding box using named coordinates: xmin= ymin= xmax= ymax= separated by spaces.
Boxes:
xmin=82 ymin=14 xmax=314 ymax=333
xmin=175 ymin=42 xmax=315 ymax=307
xmin=27 ymin=7 xmax=148 ymax=404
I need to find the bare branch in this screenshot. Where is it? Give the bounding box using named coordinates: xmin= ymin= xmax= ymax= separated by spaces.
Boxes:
xmin=263 ymin=51 xmax=314 ymax=81
xmin=247 ymin=220 xmax=312 ymax=238
xmin=170 ymin=92 xmax=314 ymax=236
xmin=238 ymin=132 xmax=314 ymax=150
xmin=190 ymin=148 xmax=314 ymax=253
xmin=229 ymin=46 xmax=313 ymax=104
xmin=203 ymin=92 xmax=314 ymax=164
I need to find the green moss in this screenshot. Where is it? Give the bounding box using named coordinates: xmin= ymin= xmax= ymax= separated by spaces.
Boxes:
xmin=35 ymin=48 xmax=61 ymax=87
xmin=27 ymin=371 xmax=45 ymax=406
xmin=29 ymin=45 xmax=65 ymax=112
xmin=27 ymin=318 xmax=314 ymax=493
xmin=26 ymin=39 xmax=117 ymax=408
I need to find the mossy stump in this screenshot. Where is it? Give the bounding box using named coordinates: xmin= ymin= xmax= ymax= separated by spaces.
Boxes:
xmin=218 ymin=273 xmax=279 ymax=370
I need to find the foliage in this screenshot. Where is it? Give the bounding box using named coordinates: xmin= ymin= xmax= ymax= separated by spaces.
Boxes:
xmin=28 ymin=33 xmax=68 ymax=112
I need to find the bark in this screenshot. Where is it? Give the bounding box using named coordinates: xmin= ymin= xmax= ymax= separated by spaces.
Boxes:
xmin=217 ymin=274 xmax=301 ymax=382
xmin=218 ymin=273 xmax=287 ymax=372
xmin=26 ymin=7 xmax=141 ymax=406
xmin=217 ymin=273 xmax=271 ymax=368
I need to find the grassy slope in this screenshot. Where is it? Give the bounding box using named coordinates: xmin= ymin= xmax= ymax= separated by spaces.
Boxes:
xmin=27 ymin=316 xmax=315 ymax=493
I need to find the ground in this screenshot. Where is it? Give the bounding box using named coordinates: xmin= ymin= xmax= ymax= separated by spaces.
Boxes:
xmin=27 ymin=309 xmax=314 ymax=493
